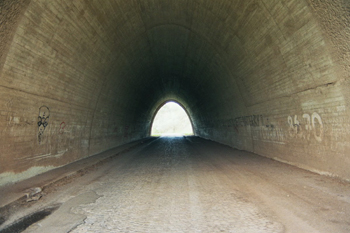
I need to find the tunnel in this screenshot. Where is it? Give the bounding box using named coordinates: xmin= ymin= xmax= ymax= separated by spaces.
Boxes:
xmin=1 ymin=1 xmax=350 ymax=232
xmin=1 ymin=0 xmax=350 ymax=189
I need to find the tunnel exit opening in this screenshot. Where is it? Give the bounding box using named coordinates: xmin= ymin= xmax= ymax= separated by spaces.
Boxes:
xmin=151 ymin=101 xmax=194 ymax=137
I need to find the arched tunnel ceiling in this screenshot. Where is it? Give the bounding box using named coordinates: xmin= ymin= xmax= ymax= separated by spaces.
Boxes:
xmin=1 ymin=0 xmax=350 ymax=184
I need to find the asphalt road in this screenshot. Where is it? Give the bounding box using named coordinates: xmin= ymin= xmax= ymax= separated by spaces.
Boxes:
xmin=20 ymin=137 xmax=350 ymax=233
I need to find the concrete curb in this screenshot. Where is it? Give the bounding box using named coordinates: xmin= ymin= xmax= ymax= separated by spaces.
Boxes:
xmin=0 ymin=137 xmax=156 ymax=227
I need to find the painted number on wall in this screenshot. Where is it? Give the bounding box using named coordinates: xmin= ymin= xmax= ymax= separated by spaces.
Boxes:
xmin=288 ymin=113 xmax=323 ymax=142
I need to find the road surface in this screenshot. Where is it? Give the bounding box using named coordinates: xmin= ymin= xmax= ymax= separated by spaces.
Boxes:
xmin=15 ymin=137 xmax=350 ymax=232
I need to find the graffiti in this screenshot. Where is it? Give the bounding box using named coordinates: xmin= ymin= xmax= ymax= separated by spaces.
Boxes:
xmin=206 ymin=112 xmax=325 ymax=145
xmin=252 ymin=126 xmax=285 ymax=144
xmin=5 ymin=99 xmax=14 ymax=126
xmin=37 ymin=106 xmax=50 ymax=144
xmin=1 ymin=99 xmax=14 ymax=134
xmin=246 ymin=116 xmax=286 ymax=144
xmin=59 ymin=122 xmax=66 ymax=134
xmin=232 ymin=115 xmax=263 ymax=127
xmin=288 ymin=112 xmax=323 ymax=142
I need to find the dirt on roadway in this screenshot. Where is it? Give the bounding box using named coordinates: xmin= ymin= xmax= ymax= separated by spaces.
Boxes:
xmin=1 ymin=137 xmax=349 ymax=233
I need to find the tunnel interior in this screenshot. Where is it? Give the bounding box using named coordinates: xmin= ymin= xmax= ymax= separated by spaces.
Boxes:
xmin=1 ymin=0 xmax=350 ymax=186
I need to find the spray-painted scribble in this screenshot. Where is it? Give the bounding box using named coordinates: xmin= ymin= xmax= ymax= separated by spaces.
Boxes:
xmin=252 ymin=124 xmax=286 ymax=144
xmin=288 ymin=112 xmax=323 ymax=142
xmin=37 ymin=106 xmax=50 ymax=144
xmin=232 ymin=115 xmax=263 ymax=127
xmin=59 ymin=122 xmax=66 ymax=134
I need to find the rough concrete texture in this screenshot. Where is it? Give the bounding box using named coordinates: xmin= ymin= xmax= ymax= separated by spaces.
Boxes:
xmin=4 ymin=137 xmax=348 ymax=233
xmin=0 ymin=138 xmax=150 ymax=208
xmin=0 ymin=0 xmax=350 ymax=184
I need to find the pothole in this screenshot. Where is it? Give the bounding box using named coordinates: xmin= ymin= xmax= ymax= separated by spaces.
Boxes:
xmin=0 ymin=205 xmax=60 ymax=233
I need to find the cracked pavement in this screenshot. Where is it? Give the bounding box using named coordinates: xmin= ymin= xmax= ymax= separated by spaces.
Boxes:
xmin=19 ymin=137 xmax=350 ymax=233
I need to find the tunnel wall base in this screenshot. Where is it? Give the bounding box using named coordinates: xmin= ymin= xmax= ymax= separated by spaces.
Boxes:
xmin=197 ymin=81 xmax=350 ymax=181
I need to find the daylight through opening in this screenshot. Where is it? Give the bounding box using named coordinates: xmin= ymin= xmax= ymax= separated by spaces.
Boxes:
xmin=151 ymin=101 xmax=194 ymax=137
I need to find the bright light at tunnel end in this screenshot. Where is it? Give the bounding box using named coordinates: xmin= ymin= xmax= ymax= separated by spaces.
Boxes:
xmin=151 ymin=101 xmax=194 ymax=137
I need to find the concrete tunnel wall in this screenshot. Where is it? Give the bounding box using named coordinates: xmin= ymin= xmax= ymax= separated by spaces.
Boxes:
xmin=1 ymin=0 xmax=350 ymax=186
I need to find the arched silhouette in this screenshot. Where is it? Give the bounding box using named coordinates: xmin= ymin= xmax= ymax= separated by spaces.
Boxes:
xmin=151 ymin=101 xmax=194 ymax=136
